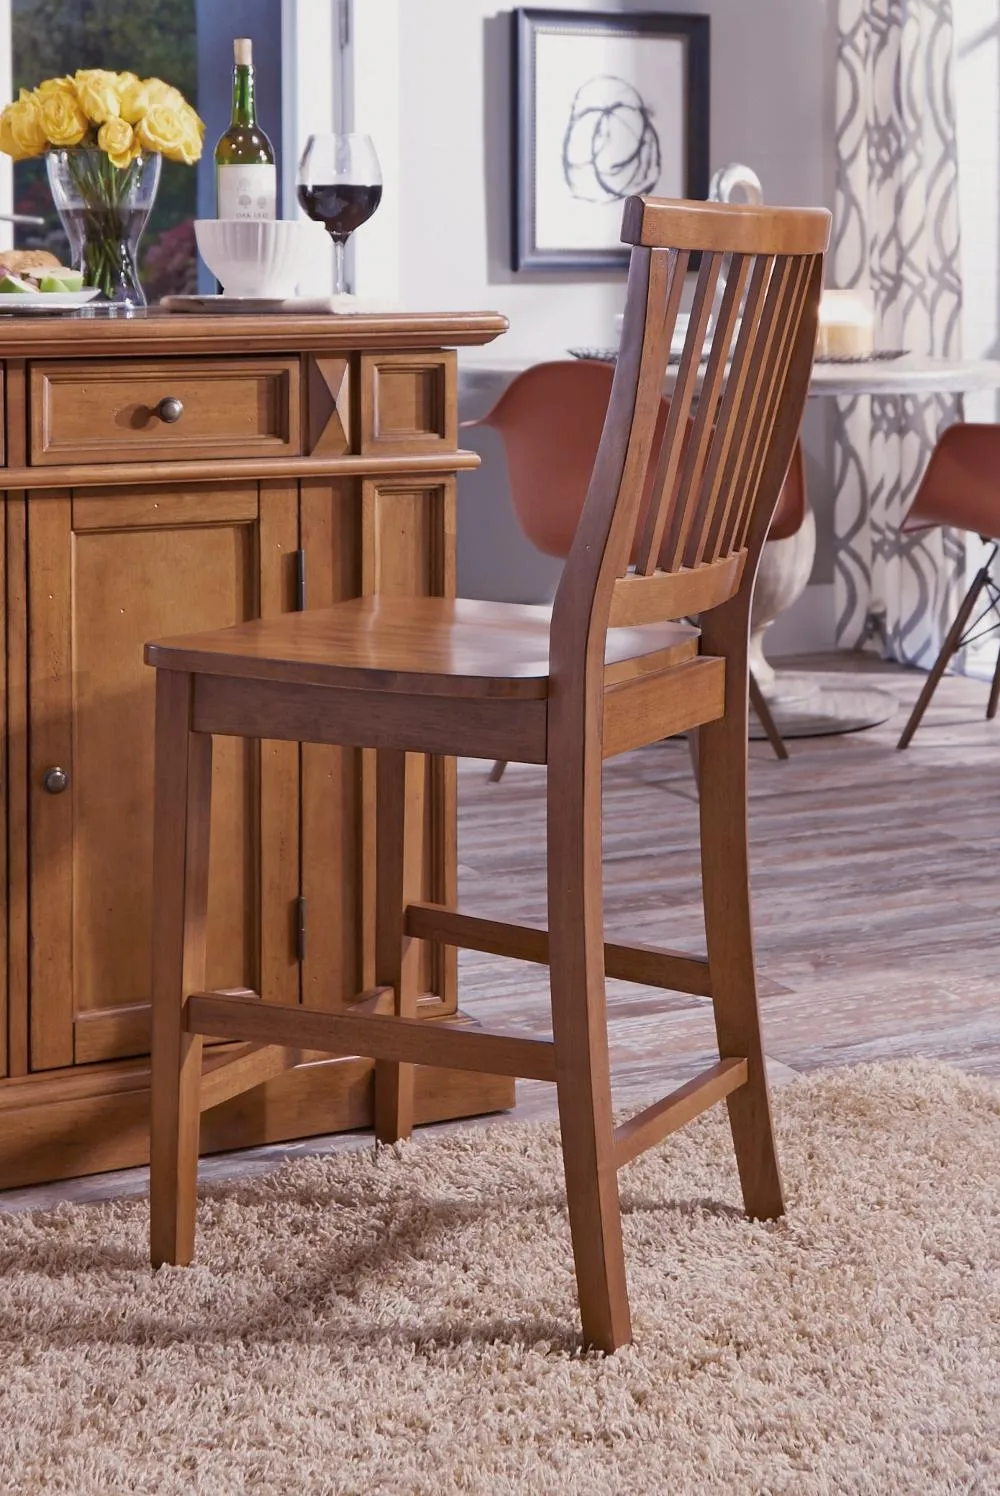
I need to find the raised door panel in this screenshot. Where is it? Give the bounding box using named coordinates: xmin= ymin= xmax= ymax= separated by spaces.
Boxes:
xmin=27 ymin=484 xmax=299 ymax=1071
xmin=357 ymin=352 xmax=456 ymax=456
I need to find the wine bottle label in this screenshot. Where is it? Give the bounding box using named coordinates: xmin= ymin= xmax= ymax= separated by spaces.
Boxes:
xmin=217 ymin=164 xmax=277 ymax=221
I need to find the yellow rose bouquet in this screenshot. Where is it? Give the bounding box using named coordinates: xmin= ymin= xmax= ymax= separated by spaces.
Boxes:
xmin=0 ymin=70 xmax=204 ymax=306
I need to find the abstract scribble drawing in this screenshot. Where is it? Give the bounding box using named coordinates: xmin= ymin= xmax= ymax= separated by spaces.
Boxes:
xmin=562 ymin=76 xmax=661 ymax=203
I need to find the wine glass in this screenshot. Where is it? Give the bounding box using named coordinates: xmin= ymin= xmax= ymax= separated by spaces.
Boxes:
xmin=296 ymin=133 xmax=382 ymax=297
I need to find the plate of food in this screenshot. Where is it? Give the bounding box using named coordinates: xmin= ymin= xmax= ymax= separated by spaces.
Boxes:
xmin=0 ymin=251 xmax=99 ymax=311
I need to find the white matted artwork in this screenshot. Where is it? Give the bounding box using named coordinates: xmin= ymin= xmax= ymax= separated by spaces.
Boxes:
xmin=513 ymin=9 xmax=710 ymax=271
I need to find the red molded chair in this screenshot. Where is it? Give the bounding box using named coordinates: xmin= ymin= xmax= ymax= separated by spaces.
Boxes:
xmin=896 ymin=424 xmax=1000 ymax=748
xmin=471 ymin=358 xmax=803 ymax=774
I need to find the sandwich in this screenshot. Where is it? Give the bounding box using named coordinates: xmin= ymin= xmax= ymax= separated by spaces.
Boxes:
xmin=0 ymin=248 xmax=84 ymax=294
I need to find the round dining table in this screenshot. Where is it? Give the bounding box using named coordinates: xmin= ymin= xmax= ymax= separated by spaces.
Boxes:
xmin=755 ymin=353 xmax=1000 ymax=737
xmin=460 ymin=351 xmax=1000 ymax=740
xmin=460 ymin=350 xmax=1000 ymax=402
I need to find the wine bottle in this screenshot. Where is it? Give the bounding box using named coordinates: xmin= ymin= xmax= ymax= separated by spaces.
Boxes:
xmin=215 ymin=37 xmax=276 ymax=221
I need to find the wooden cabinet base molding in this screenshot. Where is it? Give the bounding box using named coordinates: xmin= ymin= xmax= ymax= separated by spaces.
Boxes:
xmin=0 ymin=1049 xmax=514 ymax=1191
xmin=0 ymin=309 xmax=512 ymax=1189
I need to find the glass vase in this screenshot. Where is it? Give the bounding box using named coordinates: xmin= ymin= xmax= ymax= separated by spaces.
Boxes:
xmin=45 ymin=147 xmax=162 ymax=309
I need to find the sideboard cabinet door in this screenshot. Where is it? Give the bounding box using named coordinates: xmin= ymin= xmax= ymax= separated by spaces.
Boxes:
xmin=25 ymin=485 xmax=300 ymax=1071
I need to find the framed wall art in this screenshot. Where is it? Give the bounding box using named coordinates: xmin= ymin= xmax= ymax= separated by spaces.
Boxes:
xmin=512 ymin=8 xmax=710 ymax=271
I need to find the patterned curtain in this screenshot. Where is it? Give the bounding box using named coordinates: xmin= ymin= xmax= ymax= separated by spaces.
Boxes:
xmin=832 ymin=0 xmax=964 ymax=666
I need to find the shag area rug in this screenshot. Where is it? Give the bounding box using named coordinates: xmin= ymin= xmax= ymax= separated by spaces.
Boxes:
xmin=1 ymin=1060 xmax=998 ymax=1495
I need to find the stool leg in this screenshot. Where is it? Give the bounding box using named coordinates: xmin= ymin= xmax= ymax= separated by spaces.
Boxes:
xmin=374 ymin=750 xmax=424 ymax=1143
xmin=547 ymin=737 xmax=631 ymax=1353
xmin=149 ymin=671 xmax=213 ymax=1268
xmin=698 ymin=631 xmax=784 ymax=1222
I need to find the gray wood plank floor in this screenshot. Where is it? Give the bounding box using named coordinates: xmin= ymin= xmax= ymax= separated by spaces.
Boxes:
xmin=5 ymin=651 xmax=999 ymax=1215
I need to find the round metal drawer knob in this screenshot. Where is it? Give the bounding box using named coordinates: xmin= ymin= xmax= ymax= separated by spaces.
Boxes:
xmin=42 ymin=766 xmax=69 ymax=794
xmin=156 ymin=396 xmax=184 ymax=424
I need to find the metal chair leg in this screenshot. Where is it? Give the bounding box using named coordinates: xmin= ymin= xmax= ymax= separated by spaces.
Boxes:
xmin=749 ymin=670 xmax=789 ymax=761
xmin=987 ymin=632 xmax=1000 ymax=721
xmin=897 ymin=567 xmax=991 ymax=749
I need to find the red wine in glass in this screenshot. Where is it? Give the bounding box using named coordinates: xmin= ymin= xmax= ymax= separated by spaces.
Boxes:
xmin=296 ymin=133 xmax=382 ymax=295
xmin=297 ymin=183 xmax=383 ymax=240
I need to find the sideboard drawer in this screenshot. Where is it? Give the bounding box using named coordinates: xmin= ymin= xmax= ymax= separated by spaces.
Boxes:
xmin=29 ymin=357 xmax=301 ymax=465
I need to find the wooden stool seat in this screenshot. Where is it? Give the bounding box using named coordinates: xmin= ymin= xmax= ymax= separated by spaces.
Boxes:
xmin=147 ymin=193 xmax=830 ymax=1354
xmin=147 ymin=594 xmax=702 ymax=699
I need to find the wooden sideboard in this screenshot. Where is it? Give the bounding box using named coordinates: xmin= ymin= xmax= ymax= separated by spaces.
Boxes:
xmin=0 ymin=308 xmax=514 ymax=1189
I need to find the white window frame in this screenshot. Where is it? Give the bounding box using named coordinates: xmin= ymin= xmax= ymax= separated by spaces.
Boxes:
xmin=336 ymin=0 xmax=400 ymax=301
xmin=282 ymin=0 xmax=401 ymax=298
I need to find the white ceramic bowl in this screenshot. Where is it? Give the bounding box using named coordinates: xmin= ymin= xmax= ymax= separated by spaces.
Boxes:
xmin=194 ymin=218 xmax=325 ymax=298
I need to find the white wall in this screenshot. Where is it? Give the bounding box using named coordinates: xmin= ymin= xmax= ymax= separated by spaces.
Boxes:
xmin=953 ymin=0 xmax=1000 ymax=677
xmin=360 ymin=1 xmax=840 ymax=610
xmin=353 ymin=3 xmax=999 ymax=648
xmin=395 ymin=0 xmax=835 ymax=362
xmin=955 ymin=0 xmax=1000 ymax=423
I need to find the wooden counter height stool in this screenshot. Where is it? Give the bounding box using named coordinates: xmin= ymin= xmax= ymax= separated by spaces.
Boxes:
xmin=145 ymin=194 xmax=829 ymax=1353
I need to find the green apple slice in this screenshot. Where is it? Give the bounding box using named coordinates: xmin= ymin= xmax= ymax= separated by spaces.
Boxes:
xmin=0 ymin=272 xmax=35 ymax=293
xmin=40 ymin=269 xmax=85 ymax=293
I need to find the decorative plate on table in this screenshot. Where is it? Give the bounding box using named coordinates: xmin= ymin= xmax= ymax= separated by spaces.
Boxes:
xmin=569 ymin=346 xmax=710 ymax=365
xmin=0 ymin=289 xmax=101 ymax=313
xmin=814 ymin=349 xmax=908 ymax=364
xmin=568 ymin=346 xmax=618 ymax=363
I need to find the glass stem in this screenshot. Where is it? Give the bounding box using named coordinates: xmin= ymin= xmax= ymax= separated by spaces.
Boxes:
xmin=331 ymin=236 xmax=347 ymax=295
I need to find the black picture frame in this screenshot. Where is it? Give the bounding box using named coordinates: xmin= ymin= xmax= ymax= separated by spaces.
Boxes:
xmin=512 ymin=7 xmax=711 ymax=272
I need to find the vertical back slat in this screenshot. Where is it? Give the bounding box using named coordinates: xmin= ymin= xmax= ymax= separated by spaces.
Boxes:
xmin=557 ymin=247 xmax=674 ymax=617
xmin=702 ymin=257 xmax=801 ymax=562
xmin=633 ymin=250 xmax=720 ymax=575
xmin=719 ymin=256 xmax=813 ymax=558
xmin=729 ymin=260 xmax=815 ymax=553
xmin=603 ymin=248 xmax=678 ymax=581
xmin=661 ymin=253 xmax=751 ymax=573
xmin=687 ymin=255 xmax=775 ymax=563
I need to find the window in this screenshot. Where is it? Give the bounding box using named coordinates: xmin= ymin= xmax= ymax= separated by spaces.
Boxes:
xmin=7 ymin=0 xmax=284 ymax=297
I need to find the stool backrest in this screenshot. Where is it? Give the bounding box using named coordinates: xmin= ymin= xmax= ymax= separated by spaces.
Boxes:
xmin=549 ymin=196 xmax=828 ymax=668
xmin=477 ymin=359 xmax=808 ymax=559
xmin=475 ymin=358 xmax=669 ymax=559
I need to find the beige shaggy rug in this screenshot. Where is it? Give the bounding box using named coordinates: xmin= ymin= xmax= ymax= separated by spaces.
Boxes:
xmin=1 ymin=1060 xmax=998 ymax=1495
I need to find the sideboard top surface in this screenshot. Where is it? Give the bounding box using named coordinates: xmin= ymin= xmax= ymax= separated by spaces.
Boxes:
xmin=0 ymin=309 xmax=509 ymax=359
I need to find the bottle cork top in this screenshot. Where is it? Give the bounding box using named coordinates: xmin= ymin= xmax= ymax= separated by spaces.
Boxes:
xmin=234 ymin=37 xmax=252 ymax=66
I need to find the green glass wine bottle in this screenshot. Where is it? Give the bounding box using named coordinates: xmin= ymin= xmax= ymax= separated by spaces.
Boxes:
xmin=215 ymin=37 xmax=276 ymax=220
